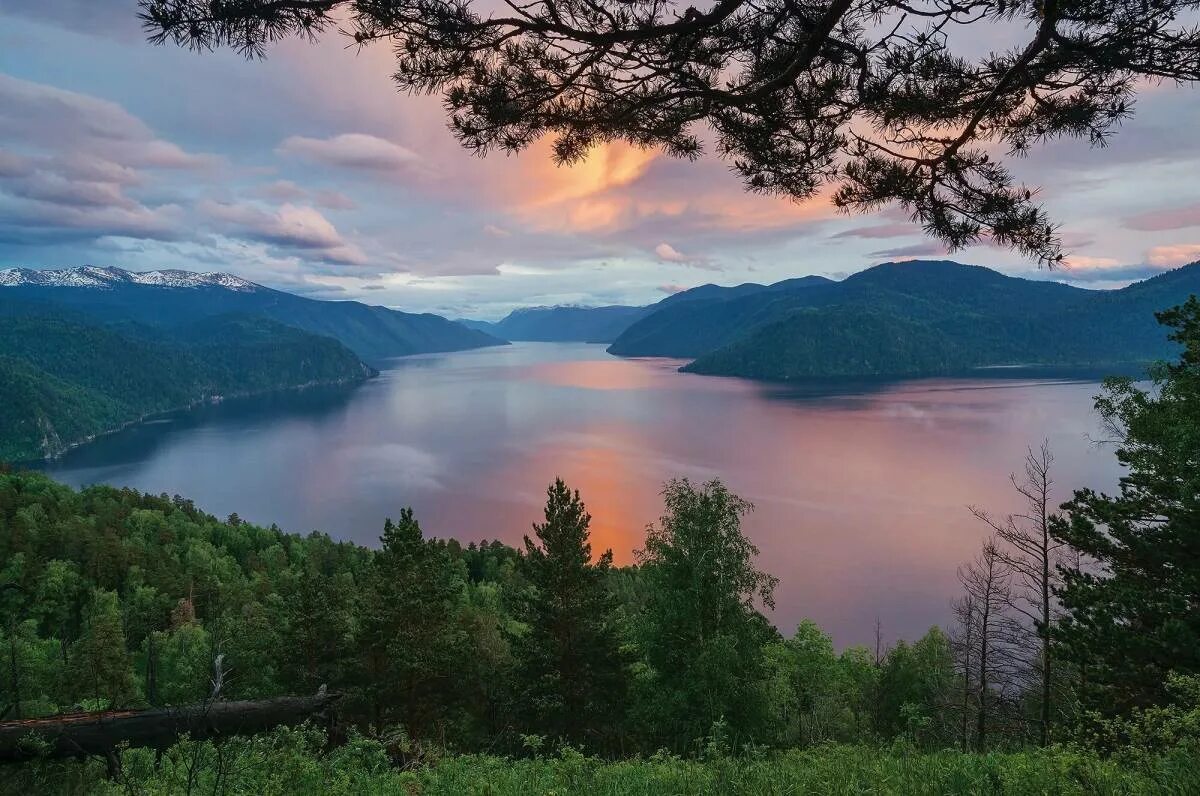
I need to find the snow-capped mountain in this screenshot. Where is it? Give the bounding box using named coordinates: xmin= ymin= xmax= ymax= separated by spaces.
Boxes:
xmin=0 ymin=264 xmax=504 ymax=361
xmin=0 ymin=265 xmax=261 ymax=292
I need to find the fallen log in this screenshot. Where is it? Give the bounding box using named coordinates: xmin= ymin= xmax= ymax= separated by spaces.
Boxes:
xmin=0 ymin=691 xmax=340 ymax=764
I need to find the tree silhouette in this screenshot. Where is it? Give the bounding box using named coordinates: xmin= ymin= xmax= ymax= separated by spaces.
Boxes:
xmin=142 ymin=0 xmax=1200 ymax=262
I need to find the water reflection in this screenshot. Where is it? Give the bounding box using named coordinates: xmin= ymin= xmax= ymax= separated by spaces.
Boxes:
xmin=39 ymin=343 xmax=1121 ymax=648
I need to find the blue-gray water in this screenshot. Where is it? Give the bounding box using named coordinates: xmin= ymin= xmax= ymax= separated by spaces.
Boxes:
xmin=40 ymin=343 xmax=1122 ymax=647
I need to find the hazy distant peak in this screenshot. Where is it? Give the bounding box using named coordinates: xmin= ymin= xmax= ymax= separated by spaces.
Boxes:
xmin=0 ymin=265 xmax=262 ymax=292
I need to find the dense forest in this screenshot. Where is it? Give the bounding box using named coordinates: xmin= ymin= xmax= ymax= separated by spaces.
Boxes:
xmin=0 ymin=308 xmax=374 ymax=461
xmin=0 ymin=301 xmax=1198 ymax=793
xmin=608 ymin=261 xmax=1200 ymax=379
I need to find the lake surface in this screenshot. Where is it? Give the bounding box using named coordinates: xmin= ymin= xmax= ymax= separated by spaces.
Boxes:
xmin=40 ymin=343 xmax=1124 ymax=648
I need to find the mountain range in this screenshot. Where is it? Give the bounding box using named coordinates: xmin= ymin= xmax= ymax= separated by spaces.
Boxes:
xmin=0 ymin=266 xmax=504 ymax=363
xmin=459 ymin=261 xmax=1200 ymax=379
xmin=609 ymin=260 xmax=1200 ymax=379
xmin=461 ymin=304 xmax=650 ymax=343
xmin=0 ymin=265 xmax=508 ymax=461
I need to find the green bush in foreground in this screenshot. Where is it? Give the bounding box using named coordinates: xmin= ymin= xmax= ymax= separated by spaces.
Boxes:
xmin=7 ymin=726 xmax=1198 ymax=796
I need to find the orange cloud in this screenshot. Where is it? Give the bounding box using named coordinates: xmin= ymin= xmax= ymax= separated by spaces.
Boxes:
xmin=1061 ymin=255 xmax=1121 ymax=269
xmin=1147 ymin=243 xmax=1200 ymax=267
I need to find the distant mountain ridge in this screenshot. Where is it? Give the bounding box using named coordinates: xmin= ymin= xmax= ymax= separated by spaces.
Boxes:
xmin=465 ymin=304 xmax=650 ymax=342
xmin=0 ymin=265 xmax=505 ymax=362
xmin=609 ymin=260 xmax=1200 ymax=380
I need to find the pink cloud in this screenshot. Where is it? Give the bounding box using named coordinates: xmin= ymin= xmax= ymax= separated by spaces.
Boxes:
xmin=199 ymin=200 xmax=367 ymax=265
xmin=1061 ymin=255 xmax=1121 ymax=269
xmin=870 ymin=242 xmax=948 ymax=260
xmin=833 ymin=223 xmax=916 ymax=239
xmin=654 ymin=243 xmax=689 ymax=262
xmin=278 ymin=133 xmax=425 ymax=174
xmin=1124 ymin=204 xmax=1200 ymax=232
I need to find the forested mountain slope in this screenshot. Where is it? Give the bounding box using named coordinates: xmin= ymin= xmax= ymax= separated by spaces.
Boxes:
xmin=611 ymin=261 xmax=1200 ymax=379
xmin=0 ymin=309 xmax=373 ymax=461
xmin=0 ymin=266 xmax=504 ymax=363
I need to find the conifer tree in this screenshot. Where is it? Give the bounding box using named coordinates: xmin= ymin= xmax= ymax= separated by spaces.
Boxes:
xmin=1053 ymin=298 xmax=1200 ymax=715
xmin=512 ymin=479 xmax=626 ymax=748
xmin=362 ymin=508 xmax=467 ymax=739
xmin=71 ymin=589 xmax=136 ymax=708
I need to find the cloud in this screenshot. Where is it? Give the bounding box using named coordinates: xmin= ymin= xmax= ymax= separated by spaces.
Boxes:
xmin=654 ymin=243 xmax=689 ymax=262
xmin=1124 ymin=204 xmax=1200 ymax=232
xmin=256 ymin=180 xmax=357 ymax=210
xmin=870 ymin=242 xmax=949 ymax=260
xmin=1061 ymin=255 xmax=1120 ymax=270
xmin=199 ymin=200 xmax=368 ymax=265
xmin=3 ymin=0 xmax=142 ymax=39
xmin=1147 ymin=243 xmax=1200 ymax=267
xmin=1055 ymin=263 xmax=1175 ymax=283
xmin=255 ymin=180 xmax=309 ymax=203
xmin=658 ymin=283 xmax=688 ymax=295
xmin=0 ymin=75 xmax=215 ymax=172
xmin=483 ymin=224 xmax=512 ymax=237
xmin=833 ymin=223 xmax=916 ymax=239
xmin=314 ymin=190 xmax=357 ymax=210
xmin=278 ymin=133 xmax=425 ymax=174
xmin=0 ymin=75 xmax=219 ymax=248
xmin=654 ymin=242 xmax=718 ymax=270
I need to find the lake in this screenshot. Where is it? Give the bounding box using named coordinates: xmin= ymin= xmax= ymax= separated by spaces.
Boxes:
xmin=39 ymin=342 xmax=1123 ymax=648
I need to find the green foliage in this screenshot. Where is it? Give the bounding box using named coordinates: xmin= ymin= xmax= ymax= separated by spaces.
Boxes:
xmin=763 ymin=621 xmax=877 ymax=747
xmin=1084 ymin=674 xmax=1200 ymax=758
xmin=0 ymin=311 xmax=373 ymax=461
xmin=146 ymin=619 xmax=213 ymax=706
xmin=10 ymin=726 xmax=1196 ymax=795
xmin=70 ymin=589 xmax=136 ymax=708
xmin=510 ymin=479 xmax=626 ymax=749
xmin=0 ymin=356 xmax=127 ymax=463
xmin=1052 ymin=296 xmax=1200 ymax=715
xmin=631 ymin=478 xmax=779 ymax=749
xmin=360 ymin=508 xmax=470 ymax=739
xmin=876 ymin=628 xmax=958 ymax=747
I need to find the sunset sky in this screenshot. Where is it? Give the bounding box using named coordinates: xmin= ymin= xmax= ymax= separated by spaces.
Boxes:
xmin=4 ymin=2 xmax=1200 ymax=319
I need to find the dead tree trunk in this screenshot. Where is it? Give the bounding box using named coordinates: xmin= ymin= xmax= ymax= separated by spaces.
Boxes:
xmin=0 ymin=691 xmax=340 ymax=764
xmin=957 ymin=538 xmax=1014 ymax=752
xmin=971 ymin=442 xmax=1067 ymax=746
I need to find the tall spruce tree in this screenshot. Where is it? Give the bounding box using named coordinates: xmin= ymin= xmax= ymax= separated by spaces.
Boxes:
xmin=1052 ymin=297 xmax=1200 ymax=715
xmin=280 ymin=563 xmax=354 ymax=695
xmin=362 ymin=508 xmax=467 ymax=739
xmin=71 ymin=589 xmax=136 ymax=708
xmin=512 ymin=479 xmax=626 ymax=749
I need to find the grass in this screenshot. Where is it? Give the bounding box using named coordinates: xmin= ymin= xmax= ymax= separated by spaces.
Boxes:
xmin=5 ymin=728 xmax=1197 ymax=795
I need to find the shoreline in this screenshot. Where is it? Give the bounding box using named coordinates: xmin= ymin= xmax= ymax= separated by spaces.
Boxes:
xmin=17 ymin=370 xmax=374 ymax=466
